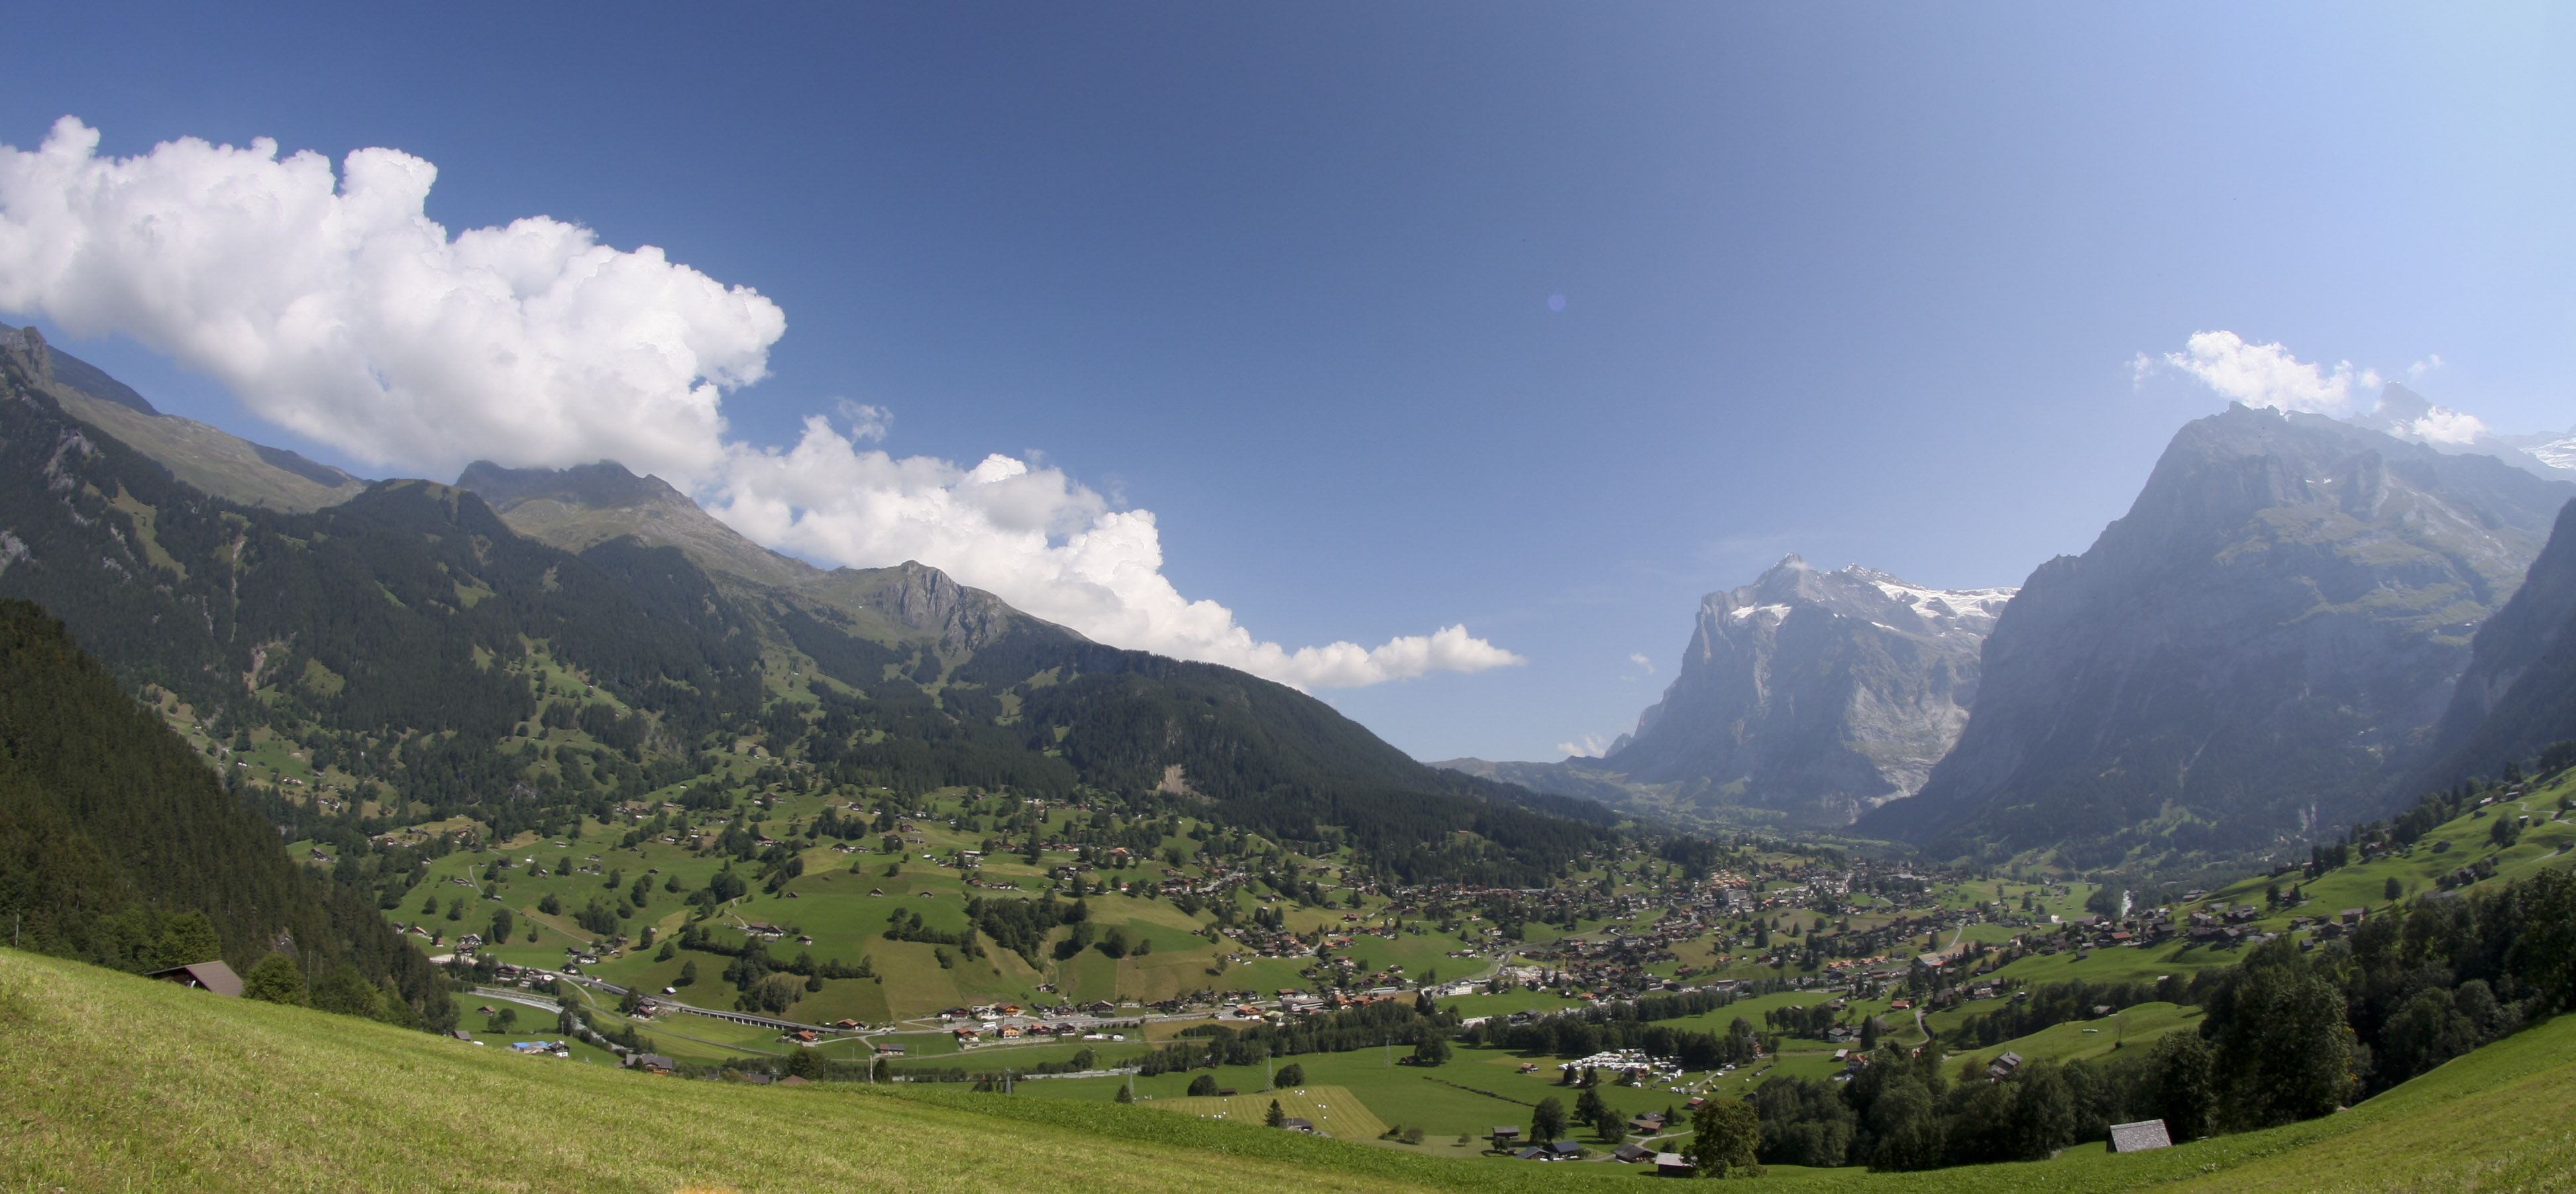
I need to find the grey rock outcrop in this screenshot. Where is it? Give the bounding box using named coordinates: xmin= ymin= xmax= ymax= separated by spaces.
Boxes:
xmin=2419 ymin=496 xmax=2576 ymax=785
xmin=455 ymin=459 xmax=1073 ymax=655
xmin=1600 ymin=557 xmax=2013 ymax=826
xmin=1862 ymin=404 xmax=2576 ymax=866
xmin=1 ymin=324 xmax=367 ymax=512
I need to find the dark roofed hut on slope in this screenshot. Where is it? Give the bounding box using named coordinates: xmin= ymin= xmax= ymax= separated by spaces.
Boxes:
xmin=2108 ymin=1119 xmax=2173 ymax=1153
xmin=144 ymin=961 xmax=242 ymax=997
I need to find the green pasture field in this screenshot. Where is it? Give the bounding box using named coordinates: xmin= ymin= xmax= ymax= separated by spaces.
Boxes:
xmin=1020 ymin=1039 xmax=1723 ymax=1143
xmin=1154 ymin=1084 xmax=1391 ymax=1140
xmin=11 ymin=945 xmax=2573 ymax=1193
xmin=2193 ymin=771 xmax=2576 ymax=936
xmin=360 ymin=777 xmax=1374 ymax=1021
xmin=1945 ymin=1001 xmax=2206 ymax=1069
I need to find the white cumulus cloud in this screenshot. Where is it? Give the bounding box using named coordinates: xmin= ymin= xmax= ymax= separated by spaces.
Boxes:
xmin=2143 ymin=330 xmax=2381 ymax=417
xmin=2141 ymin=332 xmax=2498 ymax=449
xmin=710 ymin=415 xmax=1523 ymax=686
xmin=2406 ymin=406 xmax=2489 ymax=445
xmin=0 ymin=117 xmax=778 ymax=480
xmin=1556 ymin=733 xmax=1611 ymax=759
xmin=0 ymin=118 xmax=1521 ymax=689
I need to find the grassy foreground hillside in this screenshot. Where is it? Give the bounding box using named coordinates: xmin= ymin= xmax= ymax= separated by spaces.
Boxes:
xmin=0 ymin=947 xmax=1444 ymax=1194
xmin=7 ymin=947 xmax=2575 ymax=1194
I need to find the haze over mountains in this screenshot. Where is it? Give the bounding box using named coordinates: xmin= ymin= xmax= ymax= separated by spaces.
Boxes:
xmin=1866 ymin=403 xmax=2573 ymax=868
xmin=1451 ymin=388 xmax=2576 ymax=877
xmin=2342 ymin=382 xmax=2576 ymax=483
xmin=1441 ymin=561 xmax=2014 ymax=829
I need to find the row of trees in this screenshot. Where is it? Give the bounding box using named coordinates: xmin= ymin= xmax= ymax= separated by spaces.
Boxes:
xmin=1748 ymin=867 xmax=2576 ymax=1172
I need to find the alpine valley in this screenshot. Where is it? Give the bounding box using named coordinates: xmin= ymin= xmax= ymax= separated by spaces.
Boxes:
xmin=11 ymin=322 xmax=2576 ymax=1194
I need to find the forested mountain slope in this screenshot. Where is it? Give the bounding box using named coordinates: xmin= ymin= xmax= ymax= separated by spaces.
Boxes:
xmin=0 ymin=331 xmax=1608 ymax=891
xmin=1862 ymin=404 xmax=2575 ymax=869
xmin=0 ymin=598 xmax=446 ymax=1022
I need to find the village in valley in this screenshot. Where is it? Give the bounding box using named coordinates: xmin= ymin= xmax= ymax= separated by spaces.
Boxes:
xmin=209 ymin=667 xmax=2576 ymax=1167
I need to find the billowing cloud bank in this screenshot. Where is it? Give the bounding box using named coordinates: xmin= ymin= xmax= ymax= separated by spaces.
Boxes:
xmin=2140 ymin=330 xmax=2483 ymax=444
xmin=0 ymin=118 xmax=1521 ymax=688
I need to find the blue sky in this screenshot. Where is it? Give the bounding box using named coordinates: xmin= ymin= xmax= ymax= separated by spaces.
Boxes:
xmin=3 ymin=3 xmax=2572 ymax=762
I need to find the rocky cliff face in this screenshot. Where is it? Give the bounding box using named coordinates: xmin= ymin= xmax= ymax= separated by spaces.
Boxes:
xmin=798 ymin=559 xmax=1051 ymax=655
xmin=2420 ymin=497 xmax=2576 ymax=784
xmin=2 ymin=325 xmax=367 ymax=512
xmin=1862 ymin=404 xmax=2576 ymax=867
xmin=1593 ymin=557 xmax=2013 ymax=826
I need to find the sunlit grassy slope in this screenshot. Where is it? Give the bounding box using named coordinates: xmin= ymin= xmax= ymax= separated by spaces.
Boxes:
xmin=0 ymin=947 xmax=1448 ymax=1194
xmin=7 ymin=946 xmax=2572 ymax=1194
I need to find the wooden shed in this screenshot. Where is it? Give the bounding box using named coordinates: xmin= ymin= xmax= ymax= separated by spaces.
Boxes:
xmin=144 ymin=961 xmax=242 ymax=998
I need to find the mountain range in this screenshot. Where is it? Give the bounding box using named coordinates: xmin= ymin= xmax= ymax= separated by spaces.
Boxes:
xmin=12 ymin=312 xmax=2576 ymax=887
xmin=1452 ymin=394 xmax=2576 ymax=879
xmin=0 ymin=324 xmax=1613 ymax=895
xmin=1863 ymin=402 xmax=2573 ymax=869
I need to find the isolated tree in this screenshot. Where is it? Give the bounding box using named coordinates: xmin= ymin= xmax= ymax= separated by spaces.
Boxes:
xmin=1273 ymin=1062 xmax=1305 ymax=1088
xmin=1688 ymin=1097 xmax=1763 ymax=1177
xmin=1574 ymin=1086 xmax=1609 ymax=1133
xmin=489 ymin=908 xmax=515 ymax=945
xmin=2215 ymin=954 xmax=2354 ymax=1129
xmin=488 ymin=1006 xmax=519 ymax=1034
xmin=1113 ymin=1081 xmax=1134 ymax=1103
xmin=1411 ymin=1033 xmax=1451 ymax=1067
xmin=374 ymin=977 xmax=421 ymax=1028
xmin=2149 ymin=1030 xmax=2214 ymax=1140
xmin=676 ymin=959 xmax=698 ymax=987
xmin=1530 ymin=1095 xmax=1569 ymax=1143
xmin=1862 ymin=1077 xmax=1943 ymax=1171
xmin=151 ymin=911 xmax=223 ymax=969
xmin=241 ymin=953 xmax=308 ymax=1006
xmin=2001 ymin=1061 xmax=2074 ymax=1161
xmin=311 ymin=964 xmax=382 ymax=1018
xmin=2384 ymin=877 xmax=2404 ymax=904
xmin=1266 ymin=1099 xmax=1286 ymax=1127
xmin=1187 ymin=1073 xmax=1219 ymax=1097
